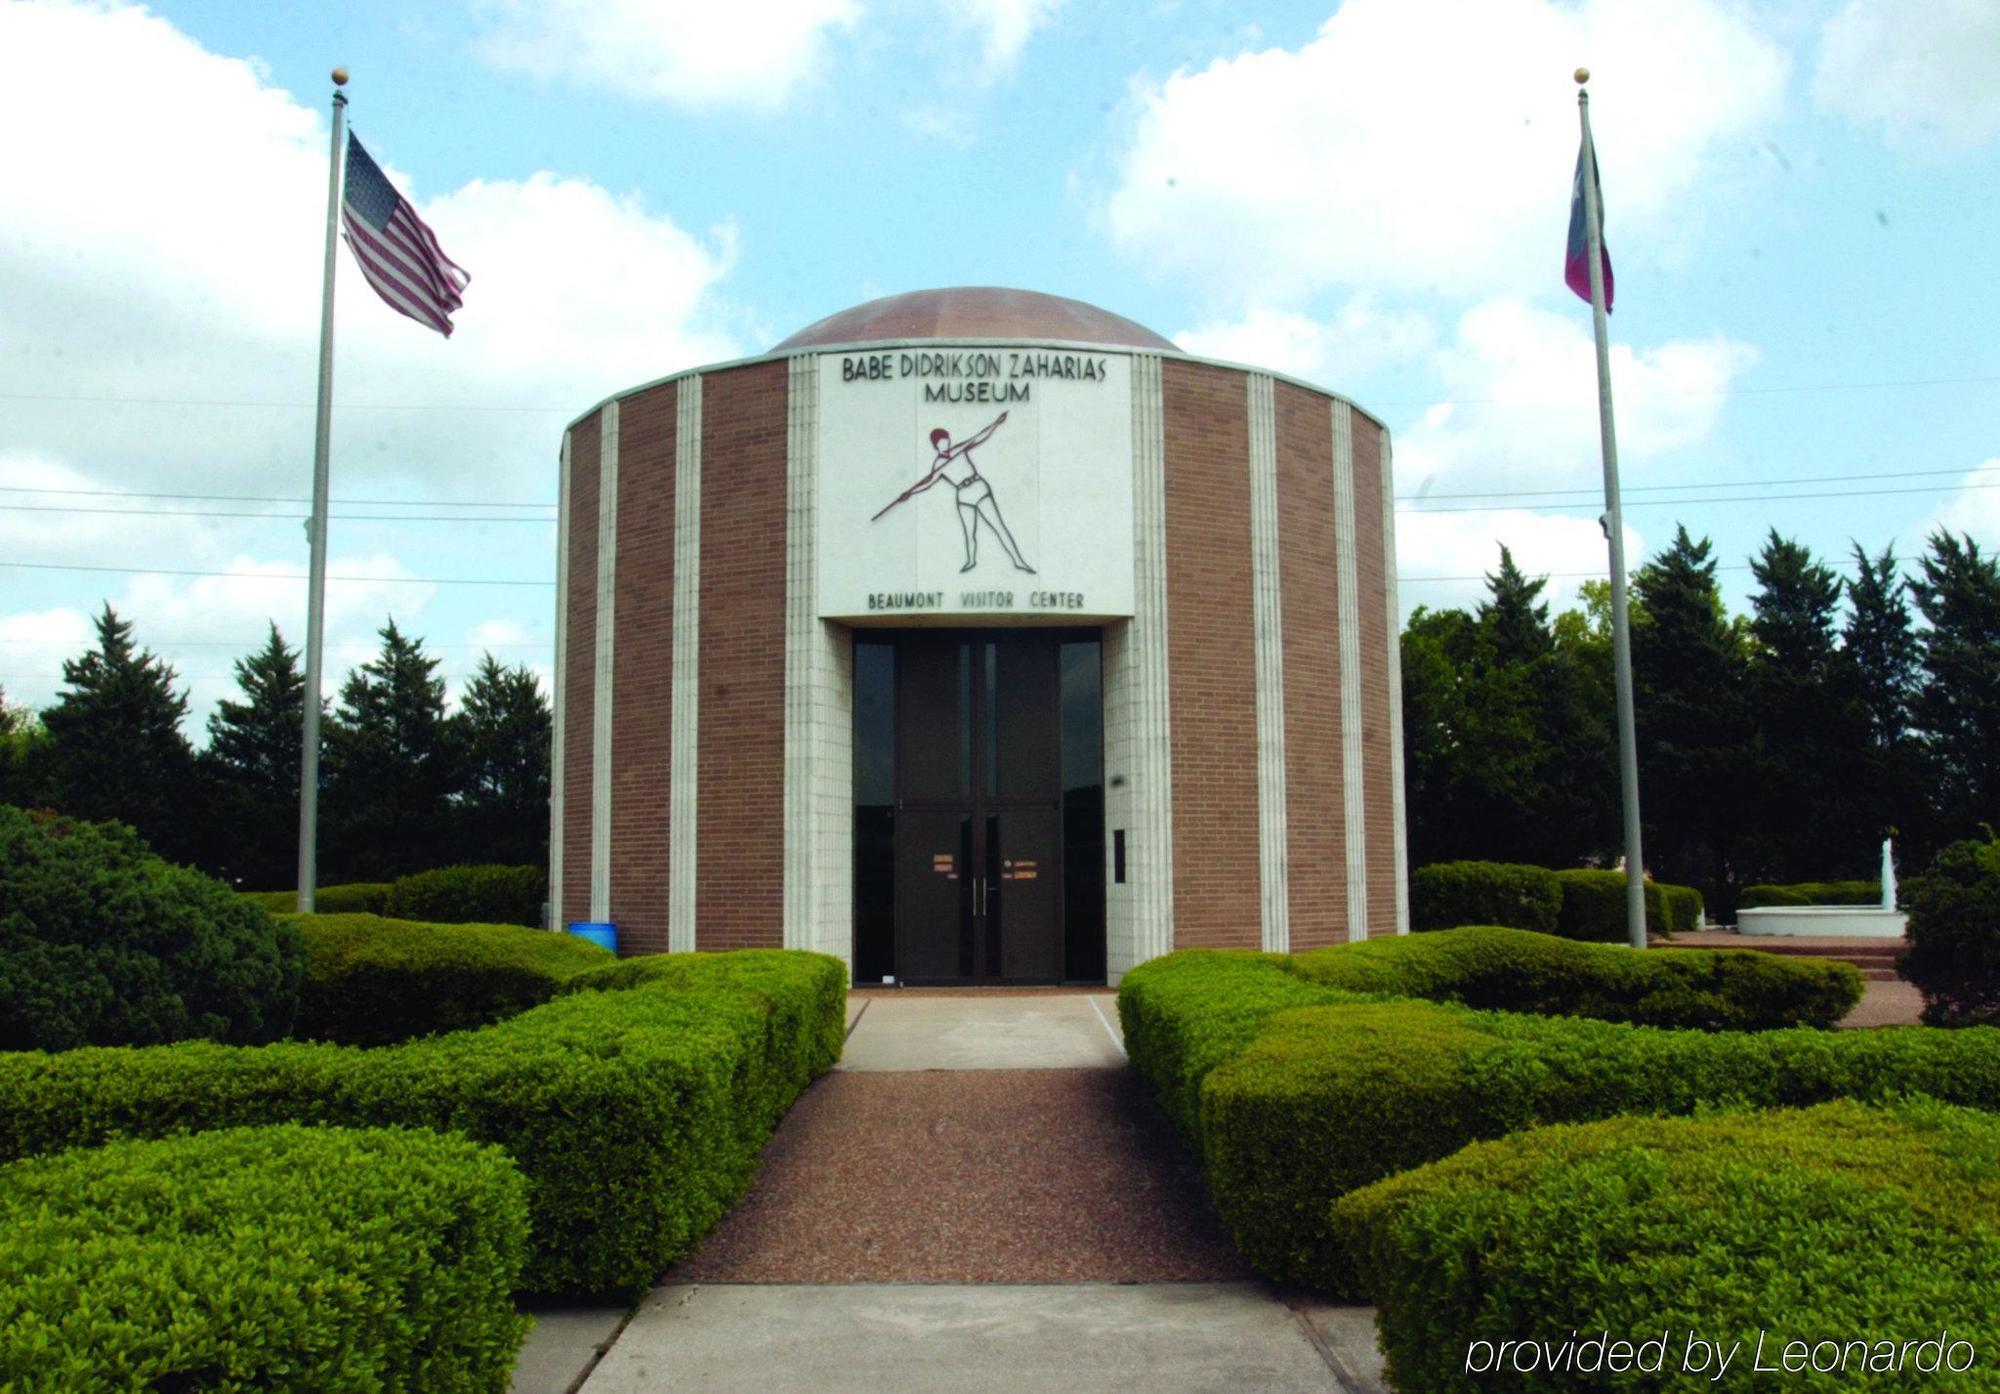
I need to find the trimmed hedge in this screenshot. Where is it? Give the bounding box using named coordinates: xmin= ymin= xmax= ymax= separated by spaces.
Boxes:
xmin=0 ymin=949 xmax=846 ymax=1298
xmin=1554 ymin=868 xmax=1703 ymax=940
xmin=384 ymin=864 xmax=547 ymax=928
xmin=1 ymin=805 xmax=304 ymax=1051
xmin=293 ymin=914 xmax=614 ymax=1045
xmin=1902 ymin=838 xmax=2000 ymax=1026
xmin=1115 ymin=929 xmax=1983 ymax=1296
xmin=244 ymin=882 xmax=391 ymax=916
xmin=1334 ymin=1100 xmax=2000 ymax=1393
xmin=0 ymin=1123 xmax=530 ymax=1393
xmin=1410 ymin=861 xmax=1561 ymax=934
xmin=1741 ymin=879 xmax=1882 ymax=909
xmin=1202 ymin=997 xmax=2000 ymax=1294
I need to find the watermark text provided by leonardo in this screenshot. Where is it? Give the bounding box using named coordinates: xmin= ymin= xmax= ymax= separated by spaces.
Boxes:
xmin=1464 ymin=1329 xmax=1977 ymax=1380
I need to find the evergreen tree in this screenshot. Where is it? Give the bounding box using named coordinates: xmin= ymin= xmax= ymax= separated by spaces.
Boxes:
xmin=1843 ymin=541 xmax=1924 ymax=853
xmin=1631 ymin=526 xmax=1751 ymax=909
xmin=323 ymin=618 xmax=458 ymax=880
xmin=1744 ymin=531 xmax=1868 ymax=882
xmin=1478 ymin=546 xmax=1553 ymax=665
xmin=37 ymin=605 xmax=198 ymax=861
xmin=451 ymin=652 xmax=551 ymax=867
xmin=1908 ymin=530 xmax=2000 ymax=846
xmin=201 ymin=624 xmax=312 ymax=890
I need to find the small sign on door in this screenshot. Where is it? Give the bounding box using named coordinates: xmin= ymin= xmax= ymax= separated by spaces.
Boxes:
xmin=933 ymin=853 xmax=957 ymax=880
xmin=1002 ymin=858 xmax=1039 ymax=881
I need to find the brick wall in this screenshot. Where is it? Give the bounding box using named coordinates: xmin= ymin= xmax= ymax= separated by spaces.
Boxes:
xmin=1274 ymin=382 xmax=1345 ymax=949
xmin=1162 ymin=359 xmax=1261 ymax=949
xmin=560 ymin=412 xmax=600 ymax=931
xmin=1351 ymin=415 xmax=1399 ymax=935
xmin=608 ymin=382 xmax=676 ymax=955
xmin=695 ymin=361 xmax=789 ymax=949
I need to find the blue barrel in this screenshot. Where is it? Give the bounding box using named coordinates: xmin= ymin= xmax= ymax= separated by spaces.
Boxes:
xmin=567 ymin=921 xmax=618 ymax=954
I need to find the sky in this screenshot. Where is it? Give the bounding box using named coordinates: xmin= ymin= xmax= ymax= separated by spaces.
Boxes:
xmin=2 ymin=0 xmax=1996 ymax=735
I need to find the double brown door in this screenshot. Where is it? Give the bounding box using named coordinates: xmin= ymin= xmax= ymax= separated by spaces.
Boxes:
xmin=892 ymin=633 xmax=1064 ymax=983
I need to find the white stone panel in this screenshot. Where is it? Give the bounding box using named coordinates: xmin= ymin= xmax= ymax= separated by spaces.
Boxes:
xmin=1332 ymin=400 xmax=1369 ymax=941
xmin=669 ymin=379 xmax=702 ymax=952
xmin=1104 ymin=353 xmax=1173 ymax=983
xmin=550 ymin=432 xmax=570 ymax=928
xmin=1247 ymin=373 xmax=1290 ymax=954
xmin=589 ymin=401 xmax=618 ymax=923
xmin=815 ymin=348 xmax=1135 ymax=622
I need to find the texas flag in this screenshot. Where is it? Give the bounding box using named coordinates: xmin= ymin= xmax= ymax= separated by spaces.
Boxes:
xmin=1565 ymin=142 xmax=1614 ymax=312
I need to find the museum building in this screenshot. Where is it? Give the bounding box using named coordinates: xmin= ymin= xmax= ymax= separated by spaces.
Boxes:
xmin=549 ymin=287 xmax=1408 ymax=984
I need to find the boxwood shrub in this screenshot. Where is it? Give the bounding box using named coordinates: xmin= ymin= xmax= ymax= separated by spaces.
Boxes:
xmin=1202 ymin=998 xmax=2000 ymax=1294
xmin=1119 ymin=927 xmax=1862 ymax=1140
xmin=1740 ymin=879 xmax=1882 ymax=909
xmin=0 ymin=949 xmax=846 ymax=1298
xmin=1901 ymin=837 xmax=2000 ymax=1026
xmin=293 ymin=913 xmax=613 ymax=1045
xmin=1 ymin=805 xmax=304 ymax=1051
xmin=1333 ymin=1099 xmax=2000 ymax=1394
xmin=1410 ymin=861 xmax=1561 ymax=934
xmin=0 ymin=1123 xmax=530 ymax=1393
xmin=243 ymin=882 xmax=392 ymax=916
xmin=384 ymin=864 xmax=547 ymax=928
xmin=1554 ymin=868 xmax=1703 ymax=940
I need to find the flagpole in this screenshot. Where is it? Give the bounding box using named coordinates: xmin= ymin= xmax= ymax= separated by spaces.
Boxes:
xmin=297 ymin=68 xmax=348 ymax=913
xmin=1576 ymin=68 xmax=1647 ymax=950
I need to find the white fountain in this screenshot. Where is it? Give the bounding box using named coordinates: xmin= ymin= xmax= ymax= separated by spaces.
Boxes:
xmin=1736 ymin=837 xmax=1909 ymax=938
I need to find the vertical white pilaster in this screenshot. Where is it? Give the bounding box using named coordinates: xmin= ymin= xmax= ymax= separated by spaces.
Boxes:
xmin=668 ymin=377 xmax=703 ymax=952
xmin=1247 ymin=374 xmax=1289 ymax=953
xmin=1105 ymin=352 xmax=1174 ymax=982
xmin=785 ymin=355 xmax=853 ymax=969
xmin=1381 ymin=424 xmax=1410 ymax=935
xmin=589 ymin=401 xmax=619 ymax=923
xmin=1332 ymin=400 xmax=1370 ymax=941
xmin=549 ymin=432 xmax=570 ymax=929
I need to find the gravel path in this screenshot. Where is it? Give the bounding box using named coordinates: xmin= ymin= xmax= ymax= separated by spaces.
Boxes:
xmin=667 ymin=1068 xmax=1249 ymax=1285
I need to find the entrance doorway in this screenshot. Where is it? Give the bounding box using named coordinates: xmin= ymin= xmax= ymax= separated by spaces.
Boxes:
xmin=853 ymin=630 xmax=1105 ymax=985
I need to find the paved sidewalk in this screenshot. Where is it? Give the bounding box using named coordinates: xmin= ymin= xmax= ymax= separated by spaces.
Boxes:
xmin=510 ymin=991 xmax=1388 ymax=1394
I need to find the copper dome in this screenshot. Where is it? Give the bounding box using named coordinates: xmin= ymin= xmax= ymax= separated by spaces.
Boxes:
xmin=771 ymin=286 xmax=1177 ymax=353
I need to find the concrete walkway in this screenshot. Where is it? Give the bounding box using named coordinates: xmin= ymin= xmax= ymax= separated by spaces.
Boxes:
xmin=511 ymin=991 xmax=1389 ymax=1394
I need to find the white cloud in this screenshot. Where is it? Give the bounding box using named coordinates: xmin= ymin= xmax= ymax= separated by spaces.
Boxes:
xmin=1173 ymin=298 xmax=1434 ymax=385
xmin=0 ymin=0 xmax=743 ymax=503
xmin=1814 ymin=0 xmax=2000 ymax=152
xmin=1104 ymin=0 xmax=1787 ymax=303
xmin=1930 ymin=457 xmax=2000 ymax=544
xmin=471 ymin=0 xmax=861 ymax=109
xmin=1396 ymin=507 xmax=1643 ymax=620
xmin=942 ymin=0 xmax=1063 ymax=76
xmin=1394 ymin=298 xmax=1760 ymax=500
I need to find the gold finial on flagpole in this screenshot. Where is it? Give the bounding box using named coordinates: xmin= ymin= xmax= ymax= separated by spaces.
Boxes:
xmin=332 ymin=67 xmax=350 ymax=86
xmin=1574 ymin=67 xmax=1590 ymax=85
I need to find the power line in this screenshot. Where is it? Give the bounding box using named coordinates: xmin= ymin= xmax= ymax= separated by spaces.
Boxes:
xmin=1366 ymin=371 xmax=2000 ymax=409
xmin=0 ymin=560 xmax=551 ymax=586
xmin=0 ymin=392 xmax=569 ymax=413
xmin=1399 ymin=480 xmax=2000 ymax=515
xmin=1395 ymin=465 xmax=1979 ymax=503
xmin=0 ymin=484 xmax=552 ymax=507
xmin=0 ymin=503 xmax=552 ymax=523
xmin=1403 ymin=564 xmax=1757 ymax=584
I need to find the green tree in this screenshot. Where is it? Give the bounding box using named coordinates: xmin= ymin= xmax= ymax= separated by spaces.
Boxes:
xmin=1908 ymin=530 xmax=2000 ymax=846
xmin=1631 ymin=526 xmax=1750 ymax=910
xmin=36 ymin=606 xmax=198 ymax=862
xmin=0 ymin=688 xmax=50 ymax=809
xmin=1843 ymin=541 xmax=1924 ymax=854
xmin=201 ymin=624 xmax=313 ymax=891
xmin=1478 ymin=546 xmax=1553 ymax=666
xmin=451 ymin=652 xmax=551 ymax=867
xmin=323 ymin=618 xmax=458 ymax=881
xmin=1743 ymin=531 xmax=1869 ymax=882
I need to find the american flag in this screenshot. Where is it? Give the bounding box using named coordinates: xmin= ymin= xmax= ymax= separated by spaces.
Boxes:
xmin=341 ymin=133 xmax=469 ymax=337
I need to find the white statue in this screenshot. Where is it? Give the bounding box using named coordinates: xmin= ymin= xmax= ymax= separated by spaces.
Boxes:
xmin=1881 ymin=838 xmax=1897 ymax=910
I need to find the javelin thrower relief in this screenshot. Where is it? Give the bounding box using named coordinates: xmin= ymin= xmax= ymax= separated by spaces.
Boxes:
xmin=872 ymin=411 xmax=1035 ymax=574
